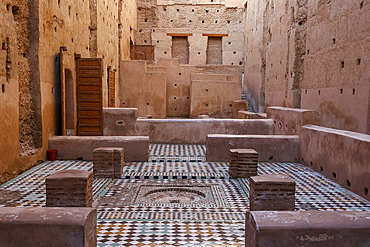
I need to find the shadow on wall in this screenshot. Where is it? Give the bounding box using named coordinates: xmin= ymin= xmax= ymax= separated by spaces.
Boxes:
xmin=243 ymin=84 xmax=257 ymax=113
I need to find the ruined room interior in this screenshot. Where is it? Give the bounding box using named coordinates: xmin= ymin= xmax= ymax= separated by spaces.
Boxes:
xmin=0 ymin=0 xmax=370 ymax=246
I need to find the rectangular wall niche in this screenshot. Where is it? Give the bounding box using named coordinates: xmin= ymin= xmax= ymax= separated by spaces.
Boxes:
xmin=171 ymin=36 xmax=189 ymax=64
xmin=206 ymin=37 xmax=222 ymax=65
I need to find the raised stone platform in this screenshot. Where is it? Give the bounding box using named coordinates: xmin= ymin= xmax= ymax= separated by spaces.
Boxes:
xmin=0 ymin=207 xmax=96 ymax=247
xmin=245 ymin=211 xmax=370 ymax=247
xmin=250 ymin=174 xmax=295 ymax=211
xmin=46 ymin=169 xmax=93 ymax=207
xmin=206 ymin=134 xmax=300 ymax=162
xmin=48 ymin=136 xmax=149 ymax=162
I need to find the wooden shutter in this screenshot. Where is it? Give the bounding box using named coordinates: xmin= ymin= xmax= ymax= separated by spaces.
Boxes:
xmin=108 ymin=69 xmax=115 ymax=107
xmin=76 ymin=58 xmax=103 ymax=136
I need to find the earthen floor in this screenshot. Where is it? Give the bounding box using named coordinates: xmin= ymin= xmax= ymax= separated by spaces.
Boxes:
xmin=1 ymin=144 xmax=370 ymax=246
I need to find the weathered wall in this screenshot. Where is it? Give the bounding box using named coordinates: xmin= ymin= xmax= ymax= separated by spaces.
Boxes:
xmin=0 ymin=1 xmax=21 ymax=182
xmin=190 ymin=79 xmax=241 ymax=118
xmin=244 ymin=0 xmax=370 ymax=134
xmin=301 ymin=125 xmax=370 ymax=201
xmin=136 ymin=0 xmax=244 ymax=66
xmin=120 ymin=60 xmax=167 ymax=118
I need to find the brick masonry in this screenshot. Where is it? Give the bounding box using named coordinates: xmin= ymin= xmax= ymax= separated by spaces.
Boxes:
xmin=93 ymin=148 xmax=115 ymax=178
xmin=250 ymin=174 xmax=295 ymax=211
xmin=228 ymin=149 xmax=258 ymax=178
xmin=46 ymin=169 xmax=93 ymax=207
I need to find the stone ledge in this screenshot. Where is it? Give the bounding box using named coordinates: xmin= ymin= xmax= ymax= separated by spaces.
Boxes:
xmin=206 ymin=134 xmax=300 ymax=162
xmin=0 ymin=207 xmax=96 ymax=247
xmin=246 ymin=211 xmax=370 ymax=247
xmin=48 ymin=136 xmax=149 ymax=162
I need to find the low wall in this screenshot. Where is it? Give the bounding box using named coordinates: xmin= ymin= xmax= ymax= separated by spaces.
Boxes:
xmin=102 ymin=109 xmax=274 ymax=144
xmin=267 ymin=107 xmax=321 ymax=135
xmin=0 ymin=207 xmax=96 ymax=247
xmin=245 ymin=211 xmax=370 ymax=247
xmin=238 ymin=111 xmax=268 ymax=119
xmin=301 ymin=125 xmax=370 ymax=201
xmin=49 ymin=136 xmax=149 ymax=162
xmin=206 ymin=134 xmax=300 ymax=162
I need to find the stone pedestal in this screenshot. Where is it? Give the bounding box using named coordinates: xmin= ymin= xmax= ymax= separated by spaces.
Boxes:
xmin=46 ymin=170 xmax=93 ymax=207
xmin=228 ymin=149 xmax=258 ymax=178
xmin=250 ymin=174 xmax=295 ymax=211
xmin=93 ymin=148 xmax=114 ymax=178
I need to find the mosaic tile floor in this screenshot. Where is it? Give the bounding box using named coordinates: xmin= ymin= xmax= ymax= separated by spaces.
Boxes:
xmin=1 ymin=144 xmax=370 ymax=246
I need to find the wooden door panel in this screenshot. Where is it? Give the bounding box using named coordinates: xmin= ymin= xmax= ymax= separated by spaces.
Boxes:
xmin=76 ymin=58 xmax=103 ymax=136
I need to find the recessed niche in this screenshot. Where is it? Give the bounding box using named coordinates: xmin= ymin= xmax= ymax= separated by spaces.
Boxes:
xmin=206 ymin=10 xmax=208 ymax=13
xmin=340 ymin=88 xmax=343 ymax=94
xmin=347 ymin=180 xmax=351 ymax=187
xmin=358 ymin=58 xmax=361 ymax=65
xmin=164 ymin=8 xmax=166 ymax=11
xmin=302 ymin=157 xmax=304 ymax=162
xmin=353 ymin=88 xmax=356 ymax=95
xmin=320 ymin=166 xmax=323 ymax=171
xmin=54 ymin=27 xmax=57 ymax=32
xmin=332 ymin=172 xmax=336 ymax=178
xmin=341 ymin=61 xmax=344 ymax=68
xmin=177 ymin=9 xmax=179 ymax=12
xmin=198 ymin=52 xmax=200 ymax=55
xmin=318 ymin=90 xmax=321 ymax=95
xmin=192 ymin=9 xmax=194 ymax=12
xmin=2 ymin=84 xmax=5 ymax=93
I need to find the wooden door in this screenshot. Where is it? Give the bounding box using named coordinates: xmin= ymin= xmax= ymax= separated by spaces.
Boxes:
xmin=76 ymin=57 xmax=103 ymax=136
xmin=108 ymin=69 xmax=115 ymax=107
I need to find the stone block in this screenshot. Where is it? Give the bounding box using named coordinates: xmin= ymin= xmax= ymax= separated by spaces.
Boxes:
xmin=228 ymin=149 xmax=258 ymax=178
xmin=46 ymin=170 xmax=93 ymax=207
xmin=232 ymin=100 xmax=248 ymax=118
xmin=93 ymin=148 xmax=114 ymax=178
xmin=266 ymin=106 xmax=320 ymax=135
xmin=245 ymin=211 xmax=370 ymax=247
xmin=206 ymin=134 xmax=300 ymax=162
xmin=0 ymin=207 xmax=96 ymax=247
xmin=250 ymin=174 xmax=295 ymax=211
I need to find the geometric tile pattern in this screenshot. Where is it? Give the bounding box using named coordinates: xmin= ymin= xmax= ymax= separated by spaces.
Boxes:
xmin=97 ymin=220 xmax=245 ymax=247
xmin=1 ymin=144 xmax=370 ymax=247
